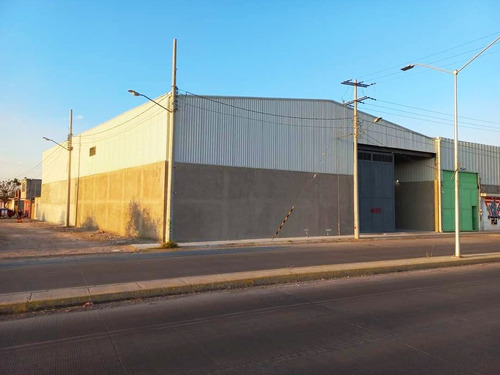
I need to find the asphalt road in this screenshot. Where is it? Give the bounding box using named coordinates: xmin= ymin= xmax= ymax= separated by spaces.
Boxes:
xmin=2 ymin=263 xmax=500 ymax=374
xmin=1 ymin=234 xmax=500 ymax=294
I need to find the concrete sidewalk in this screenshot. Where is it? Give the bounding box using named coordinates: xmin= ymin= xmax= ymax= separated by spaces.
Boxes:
xmin=2 ymin=220 xmax=500 ymax=314
xmin=3 ymin=251 xmax=500 ymax=314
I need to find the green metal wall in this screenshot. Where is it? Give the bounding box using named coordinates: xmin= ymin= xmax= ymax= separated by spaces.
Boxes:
xmin=442 ymin=171 xmax=479 ymax=231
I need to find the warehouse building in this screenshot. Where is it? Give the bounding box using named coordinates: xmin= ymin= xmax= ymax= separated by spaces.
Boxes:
xmin=37 ymin=93 xmax=500 ymax=242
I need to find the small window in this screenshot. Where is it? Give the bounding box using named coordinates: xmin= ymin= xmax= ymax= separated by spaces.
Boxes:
xmin=373 ymin=153 xmax=393 ymax=163
xmin=89 ymin=146 xmax=96 ymax=157
xmin=358 ymin=152 xmax=371 ymax=161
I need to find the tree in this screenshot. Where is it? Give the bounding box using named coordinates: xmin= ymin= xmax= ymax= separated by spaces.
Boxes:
xmin=0 ymin=179 xmax=21 ymax=206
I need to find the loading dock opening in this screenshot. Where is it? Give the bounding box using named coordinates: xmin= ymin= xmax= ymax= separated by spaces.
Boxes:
xmin=358 ymin=145 xmax=436 ymax=233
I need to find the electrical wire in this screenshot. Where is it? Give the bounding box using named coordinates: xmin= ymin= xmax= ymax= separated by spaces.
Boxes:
xmin=15 ymin=141 xmax=66 ymax=179
xmin=180 ymin=100 xmax=349 ymax=130
xmin=181 ymin=88 xmax=500 ymax=136
xmin=179 ymin=91 xmax=500 ymax=160
xmin=358 ymin=32 xmax=500 ymax=81
xmin=78 ymin=94 xmax=168 ymax=139
xmin=362 ymin=123 xmax=500 ymax=159
xmin=376 ymin=99 xmax=500 ymax=126
xmin=178 ymin=89 xmax=348 ymax=121
xmin=78 ymin=109 xmax=165 ymax=145
xmin=362 ymin=133 xmax=439 ymax=172
xmin=362 ymin=103 xmax=500 ymax=132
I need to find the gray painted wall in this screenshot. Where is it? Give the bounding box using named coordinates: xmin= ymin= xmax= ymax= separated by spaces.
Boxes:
xmin=395 ymin=181 xmax=435 ymax=231
xmin=173 ymin=163 xmax=353 ymax=242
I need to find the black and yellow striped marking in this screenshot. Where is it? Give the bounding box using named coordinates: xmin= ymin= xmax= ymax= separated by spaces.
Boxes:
xmin=273 ymin=205 xmax=295 ymax=239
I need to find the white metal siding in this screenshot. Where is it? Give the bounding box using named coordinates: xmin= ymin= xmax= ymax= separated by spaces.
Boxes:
xmin=42 ymin=98 xmax=168 ymax=184
xmin=440 ymin=138 xmax=500 ymax=185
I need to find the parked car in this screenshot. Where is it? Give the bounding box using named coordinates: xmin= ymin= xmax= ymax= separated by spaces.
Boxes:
xmin=0 ymin=208 xmax=15 ymax=218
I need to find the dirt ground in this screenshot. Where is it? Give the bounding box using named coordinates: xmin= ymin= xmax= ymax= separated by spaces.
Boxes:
xmin=0 ymin=219 xmax=156 ymax=259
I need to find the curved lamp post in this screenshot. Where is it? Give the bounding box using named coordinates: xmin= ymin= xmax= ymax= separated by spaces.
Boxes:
xmin=401 ymin=35 xmax=500 ymax=258
xmin=128 ymin=39 xmax=177 ymax=244
xmin=127 ymin=90 xmax=172 ymax=112
xmin=43 ymin=110 xmax=73 ymax=228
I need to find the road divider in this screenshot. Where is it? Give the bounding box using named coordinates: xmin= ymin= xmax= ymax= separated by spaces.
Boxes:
xmin=2 ymin=252 xmax=500 ymax=314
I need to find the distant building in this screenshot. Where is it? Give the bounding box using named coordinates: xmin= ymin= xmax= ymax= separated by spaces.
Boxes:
xmin=38 ymin=93 xmax=500 ymax=241
xmin=11 ymin=178 xmax=42 ymax=217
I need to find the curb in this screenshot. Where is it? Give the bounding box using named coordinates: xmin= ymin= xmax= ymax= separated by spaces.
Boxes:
xmin=137 ymin=231 xmax=495 ymax=252
xmin=2 ymin=252 xmax=500 ymax=315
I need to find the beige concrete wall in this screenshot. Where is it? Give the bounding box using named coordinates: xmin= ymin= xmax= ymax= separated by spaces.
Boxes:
xmin=37 ymin=180 xmax=69 ymax=224
xmin=39 ymin=95 xmax=171 ymax=240
xmin=77 ymin=161 xmax=166 ymax=239
xmin=39 ymin=161 xmax=166 ymax=240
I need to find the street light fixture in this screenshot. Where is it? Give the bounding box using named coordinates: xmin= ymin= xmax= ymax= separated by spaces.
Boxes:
xmin=127 ymin=89 xmax=172 ymax=112
xmin=401 ymin=35 xmax=500 ymax=258
xmin=43 ymin=137 xmax=69 ymax=150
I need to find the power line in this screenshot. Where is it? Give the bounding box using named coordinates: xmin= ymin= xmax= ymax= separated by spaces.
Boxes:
xmin=359 ymin=32 xmax=500 ymax=81
xmin=79 ymin=94 xmax=168 ymax=139
xmin=362 ymin=103 xmax=500 ymax=132
xmin=15 ymin=142 xmax=66 ymax=179
xmin=179 ymin=89 xmax=348 ymax=121
xmin=78 ymin=110 xmax=164 ymax=145
xmin=180 ymin=100 xmax=349 ymax=130
xmin=376 ymin=99 xmax=500 ymax=126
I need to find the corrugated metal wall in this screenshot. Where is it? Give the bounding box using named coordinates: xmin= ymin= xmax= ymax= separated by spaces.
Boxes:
xmin=395 ymin=158 xmax=435 ymax=182
xmin=440 ymin=138 xmax=500 ymax=185
xmin=42 ymin=97 xmax=168 ymax=184
xmin=175 ymin=95 xmax=353 ymax=174
xmin=174 ymin=95 xmax=435 ymax=175
xmin=357 ymin=112 xmax=435 ymax=153
xmin=43 ymin=95 xmax=498 ymax=186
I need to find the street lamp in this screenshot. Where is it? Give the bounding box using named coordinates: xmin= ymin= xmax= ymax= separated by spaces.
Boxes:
xmin=128 ymin=38 xmax=177 ymax=244
xmin=127 ymin=90 xmax=172 ymax=112
xmin=43 ymin=110 xmax=73 ymax=228
xmin=401 ymin=35 xmax=500 ymax=258
xmin=43 ymin=137 xmax=69 ymax=150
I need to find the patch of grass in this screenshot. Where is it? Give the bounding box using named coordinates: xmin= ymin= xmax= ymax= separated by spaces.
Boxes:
xmin=160 ymin=241 xmax=178 ymax=249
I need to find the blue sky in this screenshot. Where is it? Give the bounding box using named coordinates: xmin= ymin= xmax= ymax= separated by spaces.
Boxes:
xmin=1 ymin=0 xmax=499 ymax=180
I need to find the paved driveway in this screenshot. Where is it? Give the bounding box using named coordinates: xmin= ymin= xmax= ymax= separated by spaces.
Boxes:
xmin=0 ymin=219 xmax=151 ymax=259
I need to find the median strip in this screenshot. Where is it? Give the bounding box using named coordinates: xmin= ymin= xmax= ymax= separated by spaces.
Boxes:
xmin=2 ymin=252 xmax=500 ymax=314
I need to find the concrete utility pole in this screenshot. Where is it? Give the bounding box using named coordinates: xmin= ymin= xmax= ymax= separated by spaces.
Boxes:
xmin=165 ymin=38 xmax=177 ymax=243
xmin=353 ymin=81 xmax=360 ymax=239
xmin=127 ymin=38 xmax=178 ymax=243
xmin=66 ymin=109 xmax=73 ymax=227
xmin=341 ymin=79 xmax=374 ymax=239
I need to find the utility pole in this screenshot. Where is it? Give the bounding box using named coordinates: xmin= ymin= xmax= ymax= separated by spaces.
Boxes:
xmin=66 ymin=109 xmax=73 ymax=227
xmin=341 ymin=79 xmax=374 ymax=239
xmin=165 ymin=38 xmax=177 ymax=243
